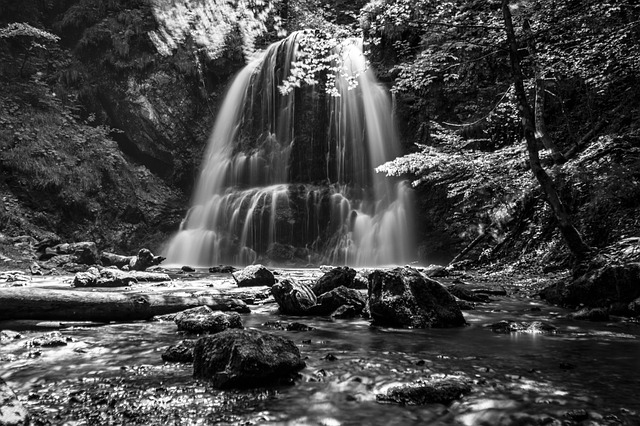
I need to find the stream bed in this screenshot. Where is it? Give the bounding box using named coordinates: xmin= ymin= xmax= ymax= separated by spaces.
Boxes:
xmin=1 ymin=271 xmax=640 ymax=425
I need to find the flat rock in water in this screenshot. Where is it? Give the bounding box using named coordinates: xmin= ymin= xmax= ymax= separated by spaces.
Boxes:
xmin=233 ymin=264 xmax=276 ymax=287
xmin=193 ymin=329 xmax=306 ymax=388
xmin=130 ymin=271 xmax=171 ymax=282
xmin=73 ymin=267 xmax=138 ymax=287
xmin=162 ymin=339 xmax=196 ymax=363
xmin=489 ymin=320 xmax=557 ymax=334
xmin=377 ymin=376 xmax=472 ymax=405
xmin=0 ymin=378 xmax=29 ymax=426
xmin=271 ymin=279 xmax=317 ymax=315
xmin=368 ymin=266 xmax=466 ymax=328
xmin=311 ymin=266 xmax=359 ymax=296
xmin=174 ymin=306 xmax=243 ymax=334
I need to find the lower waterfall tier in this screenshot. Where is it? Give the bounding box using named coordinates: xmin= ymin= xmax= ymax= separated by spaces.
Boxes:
xmin=165 ymin=182 xmax=413 ymax=267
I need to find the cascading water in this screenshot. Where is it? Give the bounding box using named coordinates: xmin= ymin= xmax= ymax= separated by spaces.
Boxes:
xmin=165 ymin=32 xmax=414 ymax=266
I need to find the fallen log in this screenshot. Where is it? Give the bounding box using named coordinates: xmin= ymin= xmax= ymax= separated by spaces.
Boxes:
xmin=0 ymin=288 xmax=249 ymax=322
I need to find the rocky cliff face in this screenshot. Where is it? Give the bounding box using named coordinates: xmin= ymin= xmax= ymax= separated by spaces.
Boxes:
xmin=0 ymin=0 xmax=263 ymax=253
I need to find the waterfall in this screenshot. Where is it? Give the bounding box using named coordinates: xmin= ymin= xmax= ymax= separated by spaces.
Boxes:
xmin=165 ymin=32 xmax=414 ymax=266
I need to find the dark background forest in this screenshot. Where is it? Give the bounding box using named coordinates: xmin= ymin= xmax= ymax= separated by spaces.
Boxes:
xmin=1 ymin=0 xmax=639 ymax=272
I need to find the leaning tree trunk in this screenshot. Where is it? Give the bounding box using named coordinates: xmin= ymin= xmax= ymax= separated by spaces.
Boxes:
xmin=0 ymin=288 xmax=249 ymax=322
xmin=522 ymin=18 xmax=566 ymax=164
xmin=501 ymin=0 xmax=591 ymax=259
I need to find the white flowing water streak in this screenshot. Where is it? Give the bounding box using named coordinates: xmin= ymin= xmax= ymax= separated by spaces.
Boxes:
xmin=165 ymin=33 xmax=414 ymax=266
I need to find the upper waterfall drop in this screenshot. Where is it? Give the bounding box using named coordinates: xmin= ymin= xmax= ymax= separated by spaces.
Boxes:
xmin=165 ymin=32 xmax=414 ymax=267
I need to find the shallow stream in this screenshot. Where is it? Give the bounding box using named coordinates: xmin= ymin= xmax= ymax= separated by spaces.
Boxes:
xmin=1 ymin=272 xmax=639 ymax=425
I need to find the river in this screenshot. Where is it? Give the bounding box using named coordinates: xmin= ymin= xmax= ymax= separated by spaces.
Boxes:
xmin=1 ymin=270 xmax=639 ymax=425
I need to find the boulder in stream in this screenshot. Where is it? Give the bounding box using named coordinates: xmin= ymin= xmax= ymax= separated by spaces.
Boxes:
xmin=193 ymin=329 xmax=306 ymax=388
xmin=162 ymin=339 xmax=196 ymax=363
xmin=540 ymin=262 xmax=640 ymax=313
xmin=308 ymin=286 xmax=366 ymax=316
xmin=0 ymin=378 xmax=29 ymax=426
xmin=232 ymin=264 xmax=276 ymax=287
xmin=311 ymin=266 xmax=360 ymax=295
xmin=376 ymin=376 xmax=472 ymax=405
xmin=368 ymin=266 xmax=466 ymax=328
xmin=174 ymin=306 xmax=243 ymax=334
xmin=271 ymin=279 xmax=317 ymax=315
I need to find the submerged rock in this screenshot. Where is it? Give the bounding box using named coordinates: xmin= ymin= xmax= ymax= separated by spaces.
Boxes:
xmin=0 ymin=378 xmax=29 ymax=426
xmin=262 ymin=321 xmax=314 ymax=331
xmin=27 ymin=331 xmax=69 ymax=347
xmin=162 ymin=339 xmax=196 ymax=363
xmin=193 ymin=329 xmax=306 ymax=388
xmin=271 ymin=279 xmax=317 ymax=315
xmin=489 ymin=320 xmax=557 ymax=334
xmin=330 ymin=304 xmax=361 ymax=319
xmin=447 ymin=284 xmax=491 ymax=303
xmin=311 ymin=266 xmax=359 ymax=296
xmin=377 ymin=376 xmax=472 ymax=405
xmin=174 ymin=306 xmax=243 ymax=334
xmin=232 ymin=264 xmax=276 ymax=287
xmin=569 ymin=307 xmax=610 ymax=321
xmin=209 ymin=265 xmax=237 ymax=273
xmin=368 ymin=267 xmax=466 ymax=328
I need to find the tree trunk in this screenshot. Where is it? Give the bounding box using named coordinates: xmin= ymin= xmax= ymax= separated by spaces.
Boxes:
xmin=501 ymin=0 xmax=591 ymax=259
xmin=522 ymin=17 xmax=566 ymax=164
xmin=0 ymin=288 xmax=249 ymax=322
xmin=535 ymin=78 xmax=566 ymax=164
xmin=449 ymin=232 xmax=487 ymax=266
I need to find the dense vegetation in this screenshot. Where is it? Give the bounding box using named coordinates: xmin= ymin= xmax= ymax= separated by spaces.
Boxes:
xmin=1 ymin=0 xmax=638 ymax=269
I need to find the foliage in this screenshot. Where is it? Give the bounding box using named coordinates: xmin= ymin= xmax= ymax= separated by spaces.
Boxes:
xmin=0 ymin=22 xmax=60 ymax=76
xmin=149 ymin=0 xmax=285 ymax=62
xmin=0 ymin=22 xmax=59 ymax=43
xmin=377 ymin=122 xmax=536 ymax=239
xmin=278 ymin=28 xmax=364 ymax=96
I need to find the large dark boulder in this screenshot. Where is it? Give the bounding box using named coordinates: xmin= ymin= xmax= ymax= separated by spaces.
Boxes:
xmin=174 ymin=306 xmax=243 ymax=334
xmin=193 ymin=329 xmax=306 ymax=388
xmin=368 ymin=267 xmax=466 ymax=328
xmin=309 ymin=286 xmax=366 ymax=316
xmin=311 ymin=266 xmax=359 ymax=295
xmin=0 ymin=378 xmax=29 ymax=426
xmin=271 ymin=279 xmax=317 ymax=315
xmin=232 ymin=264 xmax=276 ymax=287
xmin=540 ymin=262 xmax=640 ymax=312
